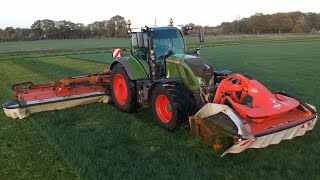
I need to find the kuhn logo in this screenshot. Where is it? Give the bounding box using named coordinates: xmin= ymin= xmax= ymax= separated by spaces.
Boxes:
xmin=273 ymin=104 xmax=281 ymax=109
xmin=270 ymin=98 xmax=281 ymax=109
xmin=250 ymin=88 xmax=258 ymax=93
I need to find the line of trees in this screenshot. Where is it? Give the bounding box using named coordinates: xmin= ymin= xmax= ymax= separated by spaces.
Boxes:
xmin=0 ymin=15 xmax=128 ymax=41
xmin=204 ymin=12 xmax=320 ymax=35
xmin=1 ymin=12 xmax=320 ymax=42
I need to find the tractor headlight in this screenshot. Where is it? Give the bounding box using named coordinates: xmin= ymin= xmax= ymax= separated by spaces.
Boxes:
xmin=196 ymin=76 xmax=206 ymax=86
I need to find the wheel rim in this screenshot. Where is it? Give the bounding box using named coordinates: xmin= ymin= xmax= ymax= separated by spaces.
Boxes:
xmin=156 ymin=94 xmax=172 ymax=123
xmin=113 ymin=74 xmax=128 ymax=105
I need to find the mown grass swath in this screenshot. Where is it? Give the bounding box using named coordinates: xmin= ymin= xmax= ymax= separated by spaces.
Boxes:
xmin=0 ymin=36 xmax=319 ymax=179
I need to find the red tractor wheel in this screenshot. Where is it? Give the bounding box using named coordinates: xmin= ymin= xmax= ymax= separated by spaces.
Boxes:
xmin=113 ymin=74 xmax=128 ymax=105
xmin=151 ymin=83 xmax=191 ymax=130
xmin=155 ymin=94 xmax=172 ymax=123
xmin=110 ymin=64 xmax=138 ymax=112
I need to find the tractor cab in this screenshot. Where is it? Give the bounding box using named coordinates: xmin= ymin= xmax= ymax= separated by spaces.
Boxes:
xmin=129 ymin=26 xmax=186 ymax=77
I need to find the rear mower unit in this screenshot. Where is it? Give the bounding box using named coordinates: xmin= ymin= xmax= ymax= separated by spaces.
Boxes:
xmin=3 ymin=19 xmax=317 ymax=156
xmin=3 ymin=70 xmax=111 ymax=119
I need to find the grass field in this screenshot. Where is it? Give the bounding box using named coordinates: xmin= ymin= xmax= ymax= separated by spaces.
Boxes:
xmin=0 ymin=36 xmax=320 ymax=179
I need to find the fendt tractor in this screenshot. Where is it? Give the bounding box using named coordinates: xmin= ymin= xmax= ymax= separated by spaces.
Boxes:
xmin=110 ymin=20 xmax=208 ymax=130
xmin=3 ymin=19 xmax=317 ymax=156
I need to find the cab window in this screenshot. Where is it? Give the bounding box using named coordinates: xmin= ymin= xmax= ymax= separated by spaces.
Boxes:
xmin=153 ymin=28 xmax=185 ymax=61
xmin=131 ymin=33 xmax=148 ymax=60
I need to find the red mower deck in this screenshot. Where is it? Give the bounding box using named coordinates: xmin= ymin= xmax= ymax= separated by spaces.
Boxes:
xmin=190 ymin=74 xmax=318 ymax=156
xmin=3 ymin=70 xmax=112 ymax=119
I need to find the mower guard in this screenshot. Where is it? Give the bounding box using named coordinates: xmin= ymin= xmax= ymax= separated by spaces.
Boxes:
xmin=3 ymin=92 xmax=111 ymax=119
xmin=190 ymin=103 xmax=317 ymax=157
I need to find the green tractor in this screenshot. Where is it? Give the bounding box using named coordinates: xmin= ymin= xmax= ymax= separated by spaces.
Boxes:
xmin=110 ymin=20 xmax=221 ymax=130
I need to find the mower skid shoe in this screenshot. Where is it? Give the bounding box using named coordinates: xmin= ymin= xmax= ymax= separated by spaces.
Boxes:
xmin=221 ymin=115 xmax=318 ymax=157
xmin=3 ymin=106 xmax=28 ymax=119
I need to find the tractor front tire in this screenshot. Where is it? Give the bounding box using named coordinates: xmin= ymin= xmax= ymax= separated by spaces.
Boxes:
xmin=110 ymin=64 xmax=138 ymax=112
xmin=151 ymin=83 xmax=191 ymax=130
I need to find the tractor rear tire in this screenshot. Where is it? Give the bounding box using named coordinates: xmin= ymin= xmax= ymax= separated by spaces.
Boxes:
xmin=151 ymin=83 xmax=192 ymax=130
xmin=110 ymin=64 xmax=138 ymax=112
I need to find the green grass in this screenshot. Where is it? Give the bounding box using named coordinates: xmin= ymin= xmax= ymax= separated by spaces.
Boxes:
xmin=0 ymin=39 xmax=129 ymax=53
xmin=0 ymin=37 xmax=320 ymax=179
xmin=68 ymin=52 xmax=114 ymax=64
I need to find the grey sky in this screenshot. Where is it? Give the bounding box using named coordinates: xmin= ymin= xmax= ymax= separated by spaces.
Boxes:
xmin=0 ymin=0 xmax=319 ymax=29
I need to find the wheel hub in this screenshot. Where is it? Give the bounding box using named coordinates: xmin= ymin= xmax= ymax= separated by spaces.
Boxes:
xmin=165 ymin=103 xmax=172 ymax=112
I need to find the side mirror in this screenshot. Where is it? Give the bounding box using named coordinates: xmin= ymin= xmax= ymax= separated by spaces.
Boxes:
xmin=184 ymin=46 xmax=201 ymax=56
xmin=195 ymin=45 xmax=201 ymax=55
xmin=164 ymin=50 xmax=173 ymax=60
xmin=183 ymin=26 xmax=193 ymax=35
xmin=199 ymin=27 xmax=204 ymax=43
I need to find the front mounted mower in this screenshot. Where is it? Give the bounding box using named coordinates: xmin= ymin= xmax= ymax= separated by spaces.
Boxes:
xmin=3 ymin=19 xmax=317 ymax=156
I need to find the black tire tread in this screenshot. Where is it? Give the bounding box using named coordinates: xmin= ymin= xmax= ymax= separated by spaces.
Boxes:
xmin=151 ymin=83 xmax=192 ymax=130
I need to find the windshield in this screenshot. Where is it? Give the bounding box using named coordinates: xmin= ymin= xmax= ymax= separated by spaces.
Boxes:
xmin=152 ymin=28 xmax=185 ymax=61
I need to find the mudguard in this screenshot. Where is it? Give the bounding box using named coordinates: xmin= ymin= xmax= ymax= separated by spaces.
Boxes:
xmin=110 ymin=56 xmax=148 ymax=80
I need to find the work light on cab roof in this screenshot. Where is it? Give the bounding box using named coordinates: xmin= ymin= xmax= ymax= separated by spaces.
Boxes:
xmin=169 ymin=18 xmax=173 ymax=26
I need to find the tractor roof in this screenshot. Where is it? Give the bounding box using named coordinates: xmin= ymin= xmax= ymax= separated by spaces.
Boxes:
xmin=130 ymin=26 xmax=182 ymax=33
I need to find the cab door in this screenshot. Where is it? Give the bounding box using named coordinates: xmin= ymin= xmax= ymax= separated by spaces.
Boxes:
xmin=131 ymin=32 xmax=150 ymax=76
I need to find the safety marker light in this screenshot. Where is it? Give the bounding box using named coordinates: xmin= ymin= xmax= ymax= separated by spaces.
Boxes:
xmin=169 ymin=18 xmax=173 ymax=26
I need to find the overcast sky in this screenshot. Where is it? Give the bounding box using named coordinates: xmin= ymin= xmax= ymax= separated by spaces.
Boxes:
xmin=1 ymin=0 xmax=319 ymax=29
